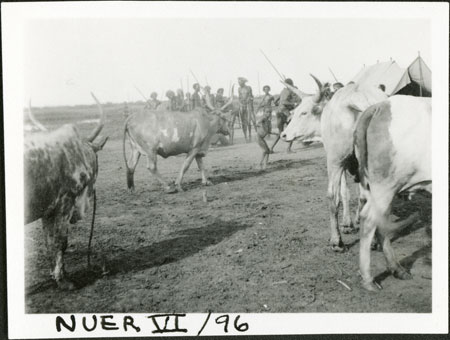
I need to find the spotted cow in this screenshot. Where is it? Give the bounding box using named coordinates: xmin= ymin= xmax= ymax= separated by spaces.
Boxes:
xmin=24 ymin=93 xmax=108 ymax=289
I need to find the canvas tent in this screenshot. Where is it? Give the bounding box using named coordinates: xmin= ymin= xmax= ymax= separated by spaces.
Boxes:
xmin=351 ymin=55 xmax=431 ymax=97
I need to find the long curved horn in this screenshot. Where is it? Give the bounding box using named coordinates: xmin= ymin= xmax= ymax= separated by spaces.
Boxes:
xmin=220 ymin=84 xmax=234 ymax=111
xmin=280 ymin=80 xmax=311 ymax=99
xmin=310 ymin=74 xmax=323 ymax=103
xmin=87 ymin=92 xmax=106 ymax=142
xmin=27 ymin=99 xmax=47 ymax=131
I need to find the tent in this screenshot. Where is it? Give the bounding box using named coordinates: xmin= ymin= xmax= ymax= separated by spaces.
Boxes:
xmin=351 ymin=55 xmax=431 ymax=97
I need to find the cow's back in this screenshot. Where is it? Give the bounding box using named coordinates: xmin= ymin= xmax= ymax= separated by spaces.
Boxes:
xmin=385 ymin=96 xmax=431 ymax=185
xmin=126 ymin=109 xmax=209 ymax=157
xmin=24 ymin=125 xmax=96 ymax=223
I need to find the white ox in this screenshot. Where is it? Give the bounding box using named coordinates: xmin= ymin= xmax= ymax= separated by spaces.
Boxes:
xmin=281 ymin=78 xmax=387 ymax=251
xmin=354 ymin=95 xmax=431 ymax=291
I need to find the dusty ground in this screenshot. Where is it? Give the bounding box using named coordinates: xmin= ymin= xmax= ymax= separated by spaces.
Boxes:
xmin=25 ymin=105 xmax=431 ymax=313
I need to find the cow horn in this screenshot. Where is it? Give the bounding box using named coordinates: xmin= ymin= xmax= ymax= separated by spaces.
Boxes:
xmin=87 ymin=92 xmax=106 ymax=142
xmin=310 ymin=74 xmax=323 ymax=103
xmin=280 ymin=80 xmax=310 ymax=99
xmin=220 ymin=84 xmax=234 ymax=111
xmin=27 ymin=99 xmax=47 ymax=131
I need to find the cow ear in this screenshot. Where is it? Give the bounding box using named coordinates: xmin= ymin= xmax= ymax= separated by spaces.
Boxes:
xmin=91 ymin=136 xmax=109 ymax=152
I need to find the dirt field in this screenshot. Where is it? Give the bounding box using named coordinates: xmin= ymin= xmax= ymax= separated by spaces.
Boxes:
xmin=25 ymin=105 xmax=432 ymax=313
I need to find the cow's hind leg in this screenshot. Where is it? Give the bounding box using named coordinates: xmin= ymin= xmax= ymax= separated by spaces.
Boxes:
xmin=126 ymin=147 xmax=141 ymax=192
xmin=146 ymin=153 xmax=172 ymax=192
xmin=340 ymin=171 xmax=357 ymax=234
xmin=327 ymin=165 xmax=345 ymax=251
xmin=175 ymin=151 xmax=197 ymax=192
xmin=195 ymin=155 xmax=212 ymax=186
xmin=359 ymin=199 xmax=379 ymax=291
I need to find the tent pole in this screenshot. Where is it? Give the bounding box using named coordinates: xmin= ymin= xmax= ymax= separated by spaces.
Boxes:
xmin=418 ymin=51 xmax=424 ymax=96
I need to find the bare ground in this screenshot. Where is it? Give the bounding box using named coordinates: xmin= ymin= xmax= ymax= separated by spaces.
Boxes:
xmin=24 ymin=107 xmax=431 ymax=313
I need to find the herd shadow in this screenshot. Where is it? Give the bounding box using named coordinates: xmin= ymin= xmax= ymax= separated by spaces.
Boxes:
xmin=182 ymin=157 xmax=319 ymax=191
xmin=26 ymin=218 xmax=252 ymax=295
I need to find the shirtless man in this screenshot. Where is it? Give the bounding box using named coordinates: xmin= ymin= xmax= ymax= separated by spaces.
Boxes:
xmin=235 ymin=77 xmax=256 ymax=143
xmin=185 ymin=92 xmax=192 ymax=111
xmin=191 ymin=83 xmax=203 ymax=109
xmin=255 ymin=85 xmax=277 ymax=169
xmin=176 ymin=89 xmax=186 ymax=111
xmin=145 ymin=92 xmax=162 ymax=110
xmin=215 ymin=88 xmax=226 ymax=108
xmin=202 ymin=85 xmax=215 ymax=112
xmin=270 ymin=78 xmax=300 ymax=153
xmin=165 ymin=90 xmax=177 ymax=111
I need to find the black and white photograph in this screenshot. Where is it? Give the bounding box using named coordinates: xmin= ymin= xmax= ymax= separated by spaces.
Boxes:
xmin=2 ymin=1 xmax=448 ymax=337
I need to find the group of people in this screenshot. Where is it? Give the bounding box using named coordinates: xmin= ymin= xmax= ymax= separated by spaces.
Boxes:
xmin=144 ymin=83 xmax=232 ymax=113
xmin=138 ymin=76 xmax=345 ymax=151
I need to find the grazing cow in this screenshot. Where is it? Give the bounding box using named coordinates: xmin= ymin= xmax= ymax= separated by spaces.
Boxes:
xmin=24 ymin=94 xmax=108 ymax=290
xmin=354 ymin=95 xmax=431 ymax=291
xmin=123 ymin=99 xmax=232 ymax=193
xmin=281 ymin=77 xmax=387 ymax=251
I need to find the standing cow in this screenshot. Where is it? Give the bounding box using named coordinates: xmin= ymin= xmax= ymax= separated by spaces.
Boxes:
xmin=281 ymin=77 xmax=387 ymax=251
xmin=354 ymin=96 xmax=431 ymax=291
xmin=123 ymin=99 xmax=232 ymax=193
xmin=24 ymin=93 xmax=108 ymax=290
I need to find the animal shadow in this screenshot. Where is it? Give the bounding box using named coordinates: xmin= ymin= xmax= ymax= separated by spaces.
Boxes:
xmin=27 ymin=218 xmax=251 ymax=294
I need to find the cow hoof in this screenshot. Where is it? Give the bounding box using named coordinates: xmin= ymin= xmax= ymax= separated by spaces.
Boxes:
xmin=57 ymin=279 xmax=76 ymax=291
xmin=269 ymin=149 xmax=274 ymax=154
xmin=165 ymin=186 xmax=178 ymax=194
xmin=341 ymin=224 xmax=358 ymax=234
xmin=371 ymin=240 xmax=382 ymax=251
xmin=331 ymin=244 xmax=346 ymax=253
xmin=362 ymin=280 xmax=381 ymax=292
xmin=393 ymin=268 xmax=412 ymax=280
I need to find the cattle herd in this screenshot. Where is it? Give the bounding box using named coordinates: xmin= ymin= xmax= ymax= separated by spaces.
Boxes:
xmin=24 ymin=75 xmax=431 ymax=296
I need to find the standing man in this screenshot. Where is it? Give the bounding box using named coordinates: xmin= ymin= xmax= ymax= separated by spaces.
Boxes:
xmin=237 ymin=77 xmax=255 ymax=143
xmin=202 ymin=85 xmax=215 ymax=112
xmin=185 ymin=92 xmax=192 ymax=111
xmin=146 ymin=92 xmax=161 ymax=110
xmin=255 ymin=85 xmax=277 ymax=169
xmin=166 ymin=90 xmax=177 ymax=111
xmin=176 ymin=89 xmax=186 ymax=111
xmin=191 ymin=83 xmax=203 ymax=109
xmin=215 ymin=88 xmax=226 ymax=108
xmin=270 ymin=78 xmax=300 ymax=153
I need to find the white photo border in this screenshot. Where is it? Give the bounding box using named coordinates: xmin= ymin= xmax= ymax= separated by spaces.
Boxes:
xmin=2 ymin=1 xmax=448 ymax=338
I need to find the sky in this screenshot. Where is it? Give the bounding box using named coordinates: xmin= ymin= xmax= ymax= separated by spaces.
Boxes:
xmin=24 ymin=17 xmax=430 ymax=106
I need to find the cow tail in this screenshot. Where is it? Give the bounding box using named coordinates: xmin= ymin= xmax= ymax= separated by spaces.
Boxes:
xmin=122 ymin=120 xmax=134 ymax=190
xmin=353 ymin=104 xmax=377 ymax=191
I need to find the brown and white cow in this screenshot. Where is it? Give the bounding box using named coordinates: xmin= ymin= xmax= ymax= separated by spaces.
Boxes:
xmin=24 ymin=93 xmax=108 ymax=290
xmin=281 ymin=78 xmax=387 ymax=251
xmin=354 ymin=95 xmax=431 ymax=291
xmin=123 ymin=99 xmax=232 ymax=193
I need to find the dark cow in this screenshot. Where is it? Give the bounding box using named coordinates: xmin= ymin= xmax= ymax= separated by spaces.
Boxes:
xmin=281 ymin=78 xmax=388 ymax=251
xmin=123 ymin=99 xmax=232 ymax=193
xmin=24 ymin=93 xmax=108 ymax=289
xmin=354 ymin=95 xmax=431 ymax=291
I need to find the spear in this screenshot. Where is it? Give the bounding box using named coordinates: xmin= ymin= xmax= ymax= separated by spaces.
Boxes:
xmin=260 ymin=49 xmax=286 ymax=81
xmin=134 ymin=85 xmax=149 ymax=103
xmin=328 ymin=67 xmax=339 ymax=83
xmin=189 ymin=69 xmax=204 ymax=94
xmin=257 ymin=71 xmax=261 ymax=96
